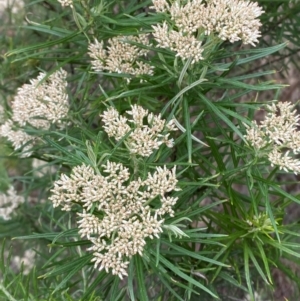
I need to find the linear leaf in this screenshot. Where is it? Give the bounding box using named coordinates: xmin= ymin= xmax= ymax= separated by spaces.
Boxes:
xmin=163 ymin=241 xmax=229 ymax=267
xmin=134 ymin=255 xmax=149 ymax=301
xmin=154 ymin=251 xmax=219 ymax=299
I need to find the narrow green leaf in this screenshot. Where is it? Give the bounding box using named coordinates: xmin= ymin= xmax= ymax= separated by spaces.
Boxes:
xmin=198 ymin=92 xmax=245 ymax=140
xmin=243 ymin=242 xmax=254 ymax=300
xmin=246 ymin=242 xmax=270 ymax=285
xmin=267 ymin=240 xmax=300 ymax=259
xmin=155 ymin=251 xmax=219 ymax=299
xmin=134 ymin=255 xmax=149 ymax=301
xmin=256 ymin=241 xmax=272 ymax=284
xmin=108 ymin=277 xmax=120 ymax=301
xmin=127 ymin=260 xmax=135 ymax=301
xmin=163 ymin=241 xmax=229 ymax=267
xmin=148 ymin=258 xmax=190 ymax=301
xmin=80 ymin=270 xmax=107 ymax=301
xmin=218 ymin=271 xmax=248 ymax=292
xmin=51 ymin=254 xmax=93 ymax=294
xmin=162 ymin=78 xmax=207 ymax=114
xmin=217 ymin=78 xmax=285 ymax=91
xmin=183 ymin=98 xmax=192 ymax=163
xmin=52 ymin=229 xmax=79 ymax=245
xmin=178 ymin=57 xmax=192 ymax=87
xmin=41 ymin=254 xmax=92 ymax=278
xmin=215 ymin=43 xmax=286 ymax=69
xmin=6 ymin=31 xmax=82 ymax=57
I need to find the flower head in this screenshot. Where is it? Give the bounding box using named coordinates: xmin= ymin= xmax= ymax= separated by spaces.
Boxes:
xmin=12 ymin=68 xmax=69 ymax=129
xmin=0 ymin=120 xmax=35 ymax=157
xmin=57 ymin=0 xmax=73 ymax=7
xmin=88 ymin=35 xmax=154 ymax=82
xmin=100 ymin=105 xmax=177 ymax=157
xmin=151 ymin=0 xmax=264 ymax=62
xmin=150 ymin=0 xmax=170 ymax=12
xmin=245 ymin=101 xmax=300 ymax=174
xmin=0 ymin=69 xmax=69 ymax=156
xmin=0 ymin=186 xmax=24 ymax=220
xmin=50 ymin=161 xmax=180 ymax=278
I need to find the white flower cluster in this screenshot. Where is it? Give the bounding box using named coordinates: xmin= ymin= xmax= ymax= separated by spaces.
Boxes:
xmin=32 ymin=158 xmax=57 ymax=177
xmin=57 ymin=0 xmax=73 ymax=7
xmin=10 ymin=249 xmax=35 ymax=275
xmin=49 ymin=161 xmax=180 ymax=278
xmin=0 ymin=186 xmax=24 ymax=220
xmin=245 ymin=102 xmax=300 ymax=174
xmin=100 ymin=105 xmax=177 ymax=157
xmin=0 ymin=120 xmax=34 ymax=156
xmin=151 ymin=0 xmax=264 ymax=63
xmin=0 ymin=69 xmax=69 ymax=156
xmin=88 ymin=35 xmax=154 ymax=82
xmin=11 ymin=69 xmax=69 ymax=129
xmin=150 ymin=0 xmax=170 ymax=12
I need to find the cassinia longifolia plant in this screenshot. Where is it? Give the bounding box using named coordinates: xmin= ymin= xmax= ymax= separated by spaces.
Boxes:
xmin=1 ymin=0 xmax=300 ymax=300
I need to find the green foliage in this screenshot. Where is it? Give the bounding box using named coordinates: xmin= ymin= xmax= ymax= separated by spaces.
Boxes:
xmin=1 ymin=0 xmax=300 ymax=300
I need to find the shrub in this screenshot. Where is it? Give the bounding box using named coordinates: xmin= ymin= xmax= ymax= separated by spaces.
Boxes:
xmin=1 ymin=0 xmax=300 ymax=300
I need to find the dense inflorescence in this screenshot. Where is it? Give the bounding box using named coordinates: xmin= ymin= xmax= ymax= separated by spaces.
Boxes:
xmin=88 ymin=35 xmax=154 ymax=82
xmin=0 ymin=186 xmax=24 ymax=220
xmin=245 ymin=102 xmax=300 ymax=174
xmin=101 ymin=104 xmax=177 ymax=157
xmin=0 ymin=69 xmax=69 ymax=156
xmin=50 ymin=162 xmax=180 ymax=278
xmin=151 ymin=0 xmax=264 ymax=63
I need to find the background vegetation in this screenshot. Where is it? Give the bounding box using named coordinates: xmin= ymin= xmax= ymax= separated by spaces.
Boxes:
xmin=1 ymin=0 xmax=300 ymax=300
